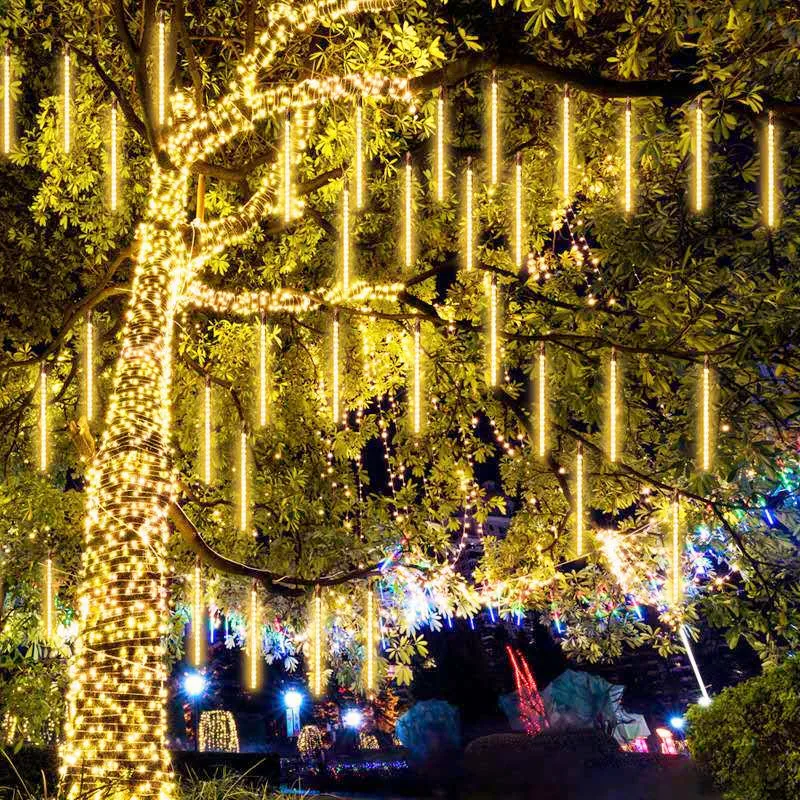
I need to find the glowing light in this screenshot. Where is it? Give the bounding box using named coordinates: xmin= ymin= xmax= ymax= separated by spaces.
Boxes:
xmin=624 ymin=98 xmax=632 ymax=214
xmin=110 ymin=99 xmax=119 ymax=211
xmin=343 ymin=709 xmax=363 ymax=728
xmin=44 ymin=557 xmax=54 ymax=639
xmin=671 ymin=494 xmax=681 ymax=605
xmin=436 ymin=87 xmax=445 ymax=202
xmin=198 ymin=710 xmax=239 ymax=753
xmin=678 ymin=625 xmax=712 ymax=706
xmin=488 ymin=276 xmax=499 ymax=386
xmin=538 ymin=343 xmax=546 ymax=458
xmin=158 ymin=14 xmax=167 ymax=127
xmin=284 ymin=689 xmax=303 ymax=710
xmin=404 ymin=152 xmax=413 ymax=268
xmin=766 ymin=111 xmax=777 ymax=228
xmin=192 ymin=561 xmax=203 ymax=667
xmin=609 ymin=348 xmax=618 ymax=463
xmin=332 ymin=312 xmax=340 ymax=424
xmin=63 ymin=47 xmax=71 ymax=153
xmin=258 ymin=313 xmax=268 ymax=427
xmin=701 ymin=356 xmax=711 ymax=472
xmin=284 ymin=111 xmax=293 ymax=223
xmin=312 ymin=589 xmax=323 ymax=696
xmin=465 ymin=157 xmax=474 ymax=271
xmin=342 ymin=181 xmax=351 ymax=292
xmin=365 ymin=585 xmax=375 ymax=694
xmin=239 ymin=428 xmax=248 ymax=532
xmin=38 ymin=365 xmax=47 ymax=472
xmin=514 ymin=153 xmax=524 ymax=267
xmin=203 ymin=377 xmax=212 ymax=483
xmin=355 ymin=99 xmax=364 ymax=209
xmin=184 ymin=672 xmax=206 ymax=698
xmin=575 ymin=443 xmax=584 ymax=556
xmin=669 ymin=716 xmax=685 ymax=731
xmin=248 ymin=584 xmax=259 ymax=691
xmin=562 ymin=86 xmax=570 ymax=202
xmin=85 ymin=313 xmax=94 ymax=422
xmin=490 ymin=72 xmax=498 ymax=186
xmin=3 ymin=44 xmax=10 ymax=154
xmin=412 ymin=320 xmax=422 ymax=434
xmin=694 ymin=102 xmax=703 ymax=212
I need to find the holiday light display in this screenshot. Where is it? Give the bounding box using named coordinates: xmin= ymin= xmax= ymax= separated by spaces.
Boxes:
xmin=109 ymin=100 xmax=119 ymax=211
xmin=465 ymin=158 xmax=474 ymax=270
xmin=342 ymin=180 xmax=351 ymax=292
xmin=258 ymin=313 xmax=269 ymax=426
xmin=487 ymin=276 xmax=499 ymax=386
xmin=365 ymin=584 xmax=376 ymax=694
xmin=44 ymin=557 xmax=54 ymax=640
xmin=84 ymin=313 xmax=94 ymax=422
xmin=671 ymin=494 xmax=682 ymax=605
xmin=332 ymin=312 xmax=340 ymax=424
xmin=694 ymin=102 xmax=704 ymax=212
xmin=404 ymin=152 xmax=413 ymax=268
xmin=3 ymin=44 xmax=10 ymax=154
xmin=678 ymin=625 xmax=712 ymax=706
xmin=537 ymin=343 xmax=546 ymax=458
xmin=506 ymin=646 xmax=547 ymax=735
xmin=412 ymin=320 xmax=422 ymax=434
xmin=192 ymin=562 xmax=204 ymax=668
xmin=284 ymin=111 xmax=293 ymax=223
xmin=38 ymin=365 xmax=47 ymax=471
xmin=562 ymin=86 xmax=570 ymax=202
xmin=609 ymin=348 xmax=618 ymax=463
xmin=490 ymin=72 xmax=498 ymax=186
xmin=247 ymin=583 xmax=259 ymax=691
xmin=239 ymin=428 xmax=248 ymax=532
xmin=203 ymin=377 xmax=212 ymax=483
xmin=312 ymin=589 xmax=324 ymax=696
xmin=766 ymin=111 xmax=777 ymax=228
xmin=158 ymin=14 xmax=167 ymax=127
xmin=575 ymin=444 xmax=584 ymax=556
xmin=624 ymin=99 xmax=632 ymax=214
xmin=436 ymin=87 xmax=446 ymax=202
xmin=198 ymin=711 xmax=239 ymax=753
xmin=62 ymin=47 xmax=71 ymax=153
xmin=354 ymin=100 xmax=364 ymax=208
xmin=514 ymin=153 xmax=523 ymax=267
xmin=701 ymin=357 xmax=712 ymax=472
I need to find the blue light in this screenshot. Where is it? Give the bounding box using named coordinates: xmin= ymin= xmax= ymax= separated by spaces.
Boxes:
xmin=669 ymin=716 xmax=685 ymax=731
xmin=343 ymin=709 xmax=363 ymax=728
xmin=184 ymin=672 xmax=206 ymax=697
xmin=284 ymin=689 xmax=303 ymax=711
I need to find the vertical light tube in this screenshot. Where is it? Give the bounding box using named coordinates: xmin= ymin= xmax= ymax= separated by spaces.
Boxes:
xmin=678 ymin=626 xmax=712 ymax=705
xmin=239 ymin=428 xmax=248 ymax=532
xmin=694 ymin=102 xmax=703 ymax=213
xmin=39 ymin=365 xmax=47 ymax=472
xmin=313 ymin=589 xmax=323 ymax=696
xmin=413 ymin=320 xmax=421 ymax=435
xmin=355 ymin=99 xmax=364 ymax=210
xmin=465 ymin=158 xmax=474 ymax=271
xmin=609 ymin=348 xmax=617 ymax=463
xmin=766 ymin=111 xmax=776 ymax=228
xmin=488 ymin=276 xmax=499 ymax=387
xmin=538 ymin=343 xmax=546 ymax=459
xmin=575 ymin=444 xmax=584 ymax=556
xmin=365 ymin=585 xmax=375 ymax=695
xmin=404 ymin=152 xmax=412 ymax=268
xmin=110 ymin=99 xmax=118 ymax=211
xmin=63 ymin=47 xmax=71 ymax=154
xmin=624 ymin=98 xmax=632 ymax=214
xmin=284 ymin=111 xmax=292 ymax=223
xmin=515 ymin=153 xmax=523 ymax=268
xmin=203 ymin=376 xmax=212 ymax=483
xmin=3 ymin=44 xmax=10 ymax=154
xmin=44 ymin=557 xmax=54 ymax=640
xmin=192 ymin=561 xmax=203 ymax=667
xmin=671 ymin=493 xmax=681 ymax=605
xmin=85 ymin=312 xmax=94 ymax=422
xmin=490 ymin=72 xmax=498 ymax=186
xmin=562 ymin=86 xmax=570 ymax=202
xmin=436 ymin=87 xmax=445 ymax=202
xmin=157 ymin=13 xmax=167 ymax=127
xmin=248 ymin=583 xmax=259 ymax=691
xmin=332 ymin=312 xmax=340 ymax=425
xmin=342 ymin=181 xmax=350 ymax=293
xmin=701 ymin=356 xmax=711 ymax=472
xmin=258 ymin=313 xmax=268 ymax=427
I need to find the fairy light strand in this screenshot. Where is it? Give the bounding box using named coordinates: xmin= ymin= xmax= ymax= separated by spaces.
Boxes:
xmin=436 ymin=87 xmax=445 ymax=202
xmin=694 ymin=101 xmax=703 ymax=212
xmin=488 ymin=276 xmax=499 ymax=386
xmin=624 ymin=98 xmax=632 ymax=214
xmin=63 ymin=47 xmax=71 ymax=153
xmin=157 ymin=14 xmax=167 ymax=127
xmin=284 ymin=111 xmax=293 ymax=223
xmin=701 ymin=356 xmax=711 ymax=471
xmin=562 ymin=86 xmax=570 ymax=202
xmin=192 ymin=561 xmax=203 ymax=667
xmin=404 ymin=152 xmax=412 ymax=268
xmin=110 ymin=99 xmax=119 ymax=211
xmin=365 ymin=585 xmax=375 ymax=694
xmin=258 ymin=313 xmax=268 ymax=427
xmin=490 ymin=72 xmax=498 ymax=186
xmin=766 ymin=111 xmax=776 ymax=228
xmin=671 ymin=493 xmax=681 ymax=605
xmin=203 ymin=377 xmax=212 ymax=483
xmin=248 ymin=583 xmax=259 ymax=690
xmin=609 ymin=348 xmax=618 ymax=463
xmin=538 ymin=343 xmax=546 ymax=458
xmin=3 ymin=44 xmax=10 ymax=154
xmin=342 ymin=180 xmax=351 ymax=292
xmin=515 ymin=153 xmax=523 ymax=268
xmin=44 ymin=557 xmax=54 ymax=639
xmin=465 ymin=158 xmax=474 ymax=271
xmin=413 ymin=319 xmax=421 ymax=434
xmin=39 ymin=365 xmax=47 ymax=472
xmin=332 ymin=312 xmax=340 ymax=424
xmin=313 ymin=589 xmax=323 ymax=696
xmin=85 ymin=313 xmax=94 ymax=422
xmin=239 ymin=428 xmax=248 ymax=532
xmin=575 ymin=444 xmax=584 ymax=556
xmin=355 ymin=99 xmax=364 ymax=209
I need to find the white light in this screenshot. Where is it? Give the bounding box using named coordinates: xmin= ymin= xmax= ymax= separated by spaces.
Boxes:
xmin=609 ymin=348 xmax=617 ymax=463
xmin=39 ymin=365 xmax=47 ymax=472
xmin=332 ymin=313 xmax=340 ymax=424
xmin=672 ymin=494 xmax=681 ymax=605
xmin=342 ymin=181 xmax=350 ymax=293
xmin=284 ymin=689 xmax=303 ymax=711
xmin=575 ymin=443 xmax=584 ymax=556
xmin=365 ymin=586 xmax=375 ymax=694
xmin=284 ymin=112 xmax=292 ymax=223
xmin=679 ymin=625 xmax=712 ymax=707
xmin=63 ymin=47 xmax=71 ymax=153
xmin=701 ymin=356 xmax=711 ymax=471
xmin=184 ymin=672 xmax=206 ymax=698
xmin=3 ymin=44 xmax=10 ymax=154
xmin=669 ymin=716 xmax=685 ymax=731
xmin=203 ymin=378 xmax=212 ymax=483
xmin=343 ymin=709 xmax=363 ymax=728
xmin=259 ymin=314 xmax=268 ymax=427
xmin=355 ymin=100 xmax=364 ymax=209
xmin=404 ymin=152 xmax=413 ymax=268
xmin=766 ymin=111 xmax=776 ymax=228
xmin=515 ymin=153 xmax=523 ymax=268
xmin=85 ymin=313 xmax=94 ymax=421
xmin=490 ymin=73 xmax=498 ymax=186
xmin=697 ymin=695 xmax=712 ymax=708
xmin=110 ymin=100 xmax=119 ymax=211
xmin=412 ymin=320 xmax=421 ymax=434
xmin=694 ymin=102 xmax=703 ymax=213
xmin=562 ymin=86 xmax=570 ymax=202
xmin=313 ymin=590 xmax=323 ymax=696
xmin=538 ymin=343 xmax=546 ymax=459
xmin=624 ymin=98 xmax=632 ymax=214
xmin=436 ymin=88 xmax=445 ymax=202
xmin=239 ymin=428 xmax=248 ymax=532
xmin=465 ymin=158 xmax=474 ymax=271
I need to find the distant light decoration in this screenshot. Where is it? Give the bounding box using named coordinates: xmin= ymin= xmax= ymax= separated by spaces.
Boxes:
xmin=332 ymin=311 xmax=340 ymax=424
xmin=191 ymin=561 xmax=204 ymax=668
xmin=38 ymin=365 xmax=47 ymax=472
xmin=63 ymin=46 xmax=71 ymax=153
xmin=436 ymin=87 xmax=446 ymax=202
xmin=701 ymin=356 xmax=712 ymax=472
xmin=562 ymin=86 xmax=570 ymax=202
xmin=44 ymin=557 xmax=54 ymax=639
xmin=354 ymin=99 xmax=364 ymax=209
xmin=258 ymin=312 xmax=269 ymax=427
xmin=239 ymin=428 xmax=248 ymax=532
xmin=198 ymin=710 xmax=239 ymax=753
xmin=537 ymin=343 xmax=547 ymax=458
xmin=343 ymin=708 xmax=363 ymax=728
xmin=487 ymin=276 xmax=499 ymax=386
xmin=365 ymin=585 xmax=376 ymax=695
xmin=248 ymin=583 xmax=260 ymax=691
xmin=184 ymin=671 xmax=206 ymax=698
xmin=412 ymin=320 xmax=422 ymax=435
xmin=575 ymin=444 xmax=584 ymax=556
xmin=109 ymin=99 xmax=119 ymax=211
xmin=312 ymin=589 xmax=324 ymax=696
xmin=669 ymin=716 xmax=685 ymax=731
xmin=3 ymin=44 xmax=10 ymax=154
xmin=404 ymin=152 xmax=413 ymax=268
xmin=609 ymin=348 xmax=618 ymax=462
xmin=157 ymin=13 xmax=167 ymax=127
xmin=514 ymin=153 xmax=523 ymax=268
xmin=671 ymin=494 xmax=682 ymax=605
xmin=284 ymin=111 xmax=293 ymax=223
xmin=765 ymin=111 xmax=777 ymax=228
xmin=284 ymin=689 xmax=303 ymax=711
xmin=465 ymin=157 xmax=474 ymax=271
xmin=678 ymin=625 xmax=712 ymax=706
xmin=342 ymin=180 xmax=351 ymax=292
xmin=490 ymin=71 xmax=499 ymax=186
xmin=694 ymin=101 xmax=704 ymax=212
xmin=624 ymin=98 xmax=633 ymax=214
xmin=85 ymin=313 xmax=94 ymax=422
xmin=203 ymin=376 xmax=212 ymax=483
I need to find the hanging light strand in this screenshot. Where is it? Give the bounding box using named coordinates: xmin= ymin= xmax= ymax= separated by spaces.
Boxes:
xmin=562 ymin=85 xmax=570 ymax=202
xmin=85 ymin=312 xmax=94 ymax=422
xmin=284 ymin=111 xmax=292 ymax=223
xmin=354 ymin=98 xmax=364 ymax=209
xmin=490 ymin=71 xmax=499 ymax=186
xmin=436 ymin=87 xmax=446 ymax=202
xmin=701 ymin=356 xmax=711 ymax=472
xmin=365 ymin=584 xmax=375 ymax=695
xmin=258 ymin=312 xmax=268 ymax=427
xmin=412 ymin=319 xmax=422 ymax=434
xmin=404 ymin=152 xmax=413 ymax=268
xmin=110 ymin=99 xmax=119 ymax=211
xmin=694 ymin=101 xmax=704 ymax=212
xmin=39 ymin=365 xmax=47 ymax=472
xmin=203 ymin=376 xmax=212 ymax=483
xmin=192 ymin=560 xmax=203 ymax=667
xmin=313 ymin=588 xmax=323 ymax=696
xmin=624 ymin=98 xmax=632 ymax=214
xmin=342 ymin=180 xmax=351 ymax=292
xmin=515 ymin=152 xmax=523 ymax=268
xmin=3 ymin=44 xmax=10 ymax=154
xmin=488 ymin=276 xmax=499 ymax=386
xmin=248 ymin=583 xmax=259 ymax=690
xmin=44 ymin=556 xmax=54 ymax=640
xmin=609 ymin=347 xmax=618 ymax=463
xmin=671 ymin=493 xmax=681 ymax=605
xmin=465 ymin=157 xmax=474 ymax=271
xmin=766 ymin=111 xmax=777 ymax=228
xmin=157 ymin=13 xmax=167 ymax=127
xmin=332 ymin=311 xmax=340 ymax=424
xmin=239 ymin=428 xmax=248 ymax=532
xmin=63 ymin=46 xmax=71 ymax=153
xmin=538 ymin=343 xmax=546 ymax=458
xmin=575 ymin=444 xmax=584 ymax=557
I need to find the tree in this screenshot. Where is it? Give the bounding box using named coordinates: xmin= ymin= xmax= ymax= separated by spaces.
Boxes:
xmin=0 ymin=1 xmax=799 ymax=797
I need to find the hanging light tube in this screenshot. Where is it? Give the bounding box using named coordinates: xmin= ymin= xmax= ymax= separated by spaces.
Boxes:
xmin=538 ymin=343 xmax=546 ymax=458
xmin=355 ymin=99 xmax=364 ymax=209
xmin=694 ymin=101 xmax=703 ymax=213
xmin=63 ymin=47 xmax=71 ymax=153
xmin=203 ymin=377 xmax=212 ymax=483
xmin=365 ymin=585 xmax=375 ymax=695
xmin=766 ymin=111 xmax=776 ymax=228
xmin=413 ymin=320 xmax=421 ymax=435
xmin=465 ymin=157 xmax=474 ymax=271
xmin=678 ymin=625 xmax=712 ymax=706
xmin=239 ymin=428 xmax=248 ymax=532
xmin=332 ymin=312 xmax=340 ymax=424
xmin=44 ymin=556 xmax=54 ymax=639
xmin=342 ymin=180 xmax=351 ymax=292
xmin=258 ymin=313 xmax=268 ymax=427
xmin=404 ymin=152 xmax=412 ymax=268
xmin=313 ymin=589 xmax=323 ymax=696
xmin=39 ymin=365 xmax=47 ymax=472
xmin=110 ymin=99 xmax=119 ymax=211
xmin=515 ymin=153 xmax=523 ymax=268
xmin=248 ymin=583 xmax=259 ymax=691
xmin=284 ymin=111 xmax=292 ymax=223
xmin=575 ymin=443 xmax=584 ymax=556
xmin=436 ymin=87 xmax=445 ymax=202
xmin=488 ymin=276 xmax=499 ymax=386
xmin=624 ymin=98 xmax=632 ymax=214
xmin=157 ymin=13 xmax=167 ymax=127
xmin=609 ymin=348 xmax=618 ymax=463
xmin=85 ymin=312 xmax=94 ymax=422
xmin=701 ymin=356 xmax=711 ymax=472
xmin=671 ymin=493 xmax=681 ymax=605
xmin=490 ymin=72 xmax=498 ymax=186
xmin=192 ymin=560 xmax=203 ymax=667
xmin=3 ymin=44 xmax=10 ymax=154
xmin=562 ymin=86 xmax=570 ymax=202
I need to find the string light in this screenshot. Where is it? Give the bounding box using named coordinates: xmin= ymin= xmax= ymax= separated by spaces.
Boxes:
xmin=354 ymin=99 xmax=364 ymax=209
xmin=248 ymin=583 xmax=259 ymax=691
xmin=284 ymin=111 xmax=293 ymax=223
xmin=192 ymin=561 xmax=203 ymax=668
xmin=412 ymin=319 xmax=422 ymax=434
xmin=562 ymin=86 xmax=570 ymax=202
xmin=312 ymin=589 xmax=323 ymax=696
xmin=342 ymin=180 xmax=351 ymax=292
xmin=490 ymin=72 xmax=498 ymax=186
xmin=609 ymin=348 xmax=618 ymax=463
xmin=404 ymin=152 xmax=412 ymax=268
xmin=488 ymin=276 xmax=499 ymax=386
xmin=44 ymin=557 xmax=54 ymax=640
xmin=158 ymin=13 xmax=167 ymax=127
xmin=63 ymin=46 xmax=71 ymax=153
xmin=85 ymin=313 xmax=94 ymax=422
xmin=575 ymin=444 xmax=584 ymax=557
xmin=671 ymin=493 xmax=681 ymax=605
xmin=38 ymin=365 xmax=47 ymax=472
xmin=239 ymin=428 xmax=248 ymax=532
xmin=514 ymin=153 xmax=523 ymax=268
xmin=436 ymin=87 xmax=445 ymax=202
xmin=110 ymin=100 xmax=119 ymax=211
xmin=694 ymin=101 xmax=703 ymax=213
xmin=203 ymin=377 xmax=212 ymax=483
xmin=766 ymin=111 xmax=777 ymax=228
xmin=332 ymin=312 xmax=340 ymax=424
xmin=365 ymin=584 xmax=375 ymax=695
xmin=537 ymin=343 xmax=546 ymax=458
xmin=3 ymin=44 xmax=10 ymax=154
xmin=624 ymin=98 xmax=632 ymax=214
xmin=678 ymin=626 xmax=711 ymax=706
xmin=701 ymin=356 xmax=711 ymax=472
xmin=465 ymin=158 xmax=474 ymax=271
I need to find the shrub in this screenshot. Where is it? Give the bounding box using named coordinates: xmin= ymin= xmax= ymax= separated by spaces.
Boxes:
xmin=687 ymin=658 xmax=800 ymax=800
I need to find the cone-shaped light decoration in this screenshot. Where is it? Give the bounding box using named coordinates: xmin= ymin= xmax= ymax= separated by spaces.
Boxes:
xmin=436 ymin=87 xmax=446 ymax=202
xmin=765 ymin=111 xmax=777 ymax=228
xmin=575 ymin=444 xmax=584 ymax=557
xmin=537 ymin=343 xmax=547 ymax=458
xmin=3 ymin=44 xmax=11 ymax=154
xmin=312 ymin=588 xmax=324 ymax=696
xmin=192 ymin=560 xmax=204 ymax=668
xmin=693 ymin=101 xmax=704 ymax=213
xmin=203 ymin=376 xmax=212 ymax=483
xmin=490 ymin=72 xmax=499 ymax=186
xmin=157 ymin=13 xmax=167 ymax=127
xmin=365 ymin=584 xmax=376 ymax=695
xmin=515 ymin=153 xmax=523 ymax=268
xmin=609 ymin=348 xmax=618 ymax=463
xmin=109 ymin=99 xmax=119 ymax=211
xmin=239 ymin=428 xmax=248 ymax=532
xmin=404 ymin=152 xmax=413 ymax=268
xmin=248 ymin=582 xmax=260 ymax=691
xmin=465 ymin=157 xmax=474 ymax=271
xmin=562 ymin=86 xmax=570 ymax=203
xmin=63 ymin=47 xmax=71 ymax=153
xmin=284 ymin=111 xmax=293 ymax=223
xmin=412 ymin=319 xmax=422 ymax=435
xmin=671 ymin=493 xmax=681 ymax=605
xmin=259 ymin=312 xmax=269 ymax=427
xmin=332 ymin=311 xmax=340 ymax=424
xmin=701 ymin=356 xmax=712 ymax=472
xmin=355 ymin=99 xmax=364 ymax=209
xmin=85 ymin=312 xmax=94 ymax=422
xmin=624 ymin=99 xmax=633 ymax=214
xmin=488 ymin=275 xmax=499 ymax=387
xmin=39 ymin=365 xmax=47 ymax=472
xmin=342 ymin=180 xmax=351 ymax=292
xmin=44 ymin=556 xmax=54 ymax=640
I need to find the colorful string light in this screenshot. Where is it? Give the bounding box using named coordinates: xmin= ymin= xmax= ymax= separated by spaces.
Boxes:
xmin=342 ymin=180 xmax=351 ymax=292
xmin=624 ymin=99 xmax=632 ymax=214
xmin=157 ymin=14 xmax=167 ymax=127
xmin=3 ymin=44 xmax=10 ymax=154
xmin=537 ymin=343 xmax=546 ymax=458
xmin=38 ymin=365 xmax=47 ymax=472
xmin=412 ymin=319 xmax=421 ymax=434
xmin=490 ymin=72 xmax=498 ymax=186
xmin=562 ymin=86 xmax=570 ymax=202
xmin=365 ymin=584 xmax=375 ymax=695
xmin=110 ymin=99 xmax=119 ymax=211
xmin=514 ymin=153 xmax=523 ymax=268
xmin=488 ymin=276 xmax=499 ymax=387
xmin=671 ymin=493 xmax=681 ymax=605
xmin=248 ymin=583 xmax=259 ymax=691
xmin=436 ymin=87 xmax=445 ymax=202
xmin=404 ymin=152 xmax=412 ymax=268
xmin=609 ymin=348 xmax=618 ymax=463
xmin=258 ymin=313 xmax=269 ymax=427
xmin=284 ymin=111 xmax=293 ymax=223
xmin=575 ymin=444 xmax=584 ymax=556
xmin=694 ymin=101 xmax=703 ymax=213
xmin=354 ymin=99 xmax=364 ymax=209
xmin=239 ymin=428 xmax=248 ymax=532
xmin=85 ymin=313 xmax=94 ymax=422
xmin=465 ymin=157 xmax=474 ymax=271
xmin=192 ymin=561 xmax=203 ymax=667
xmin=63 ymin=47 xmax=71 ymax=153
xmin=332 ymin=312 xmax=340 ymax=424
xmin=766 ymin=111 xmax=776 ymax=228
xmin=203 ymin=377 xmax=212 ymax=483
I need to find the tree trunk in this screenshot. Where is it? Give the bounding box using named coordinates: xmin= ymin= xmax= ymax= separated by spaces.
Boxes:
xmin=61 ymin=170 xmax=190 ymax=800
